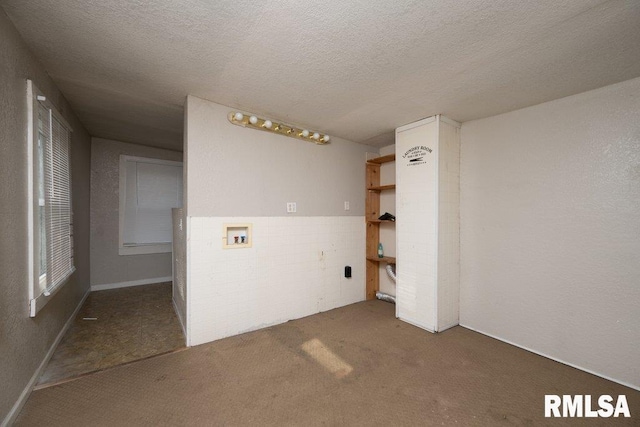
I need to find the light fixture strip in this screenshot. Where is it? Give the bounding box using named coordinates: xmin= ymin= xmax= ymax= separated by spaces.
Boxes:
xmin=228 ymin=112 xmax=330 ymax=145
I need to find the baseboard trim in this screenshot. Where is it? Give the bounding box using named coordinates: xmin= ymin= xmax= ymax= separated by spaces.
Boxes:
xmin=436 ymin=320 xmax=459 ymax=333
xmin=2 ymin=287 xmax=90 ymax=427
xmin=459 ymin=323 xmax=640 ymax=392
xmin=90 ymin=276 xmax=172 ymax=292
xmin=398 ymin=316 xmax=435 ymax=333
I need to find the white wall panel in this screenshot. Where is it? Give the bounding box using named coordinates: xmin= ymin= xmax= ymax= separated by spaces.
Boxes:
xmin=437 ymin=120 xmax=461 ymax=331
xmin=460 ymin=77 xmax=640 ymax=389
xmin=395 ymin=116 xmax=460 ymax=332
xmin=395 ymin=118 xmax=438 ymax=331
xmin=188 ymin=216 xmax=365 ymax=345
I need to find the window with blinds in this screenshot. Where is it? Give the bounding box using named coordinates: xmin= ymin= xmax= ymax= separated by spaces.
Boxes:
xmin=27 ymin=80 xmax=75 ymax=317
xmin=118 ymin=156 xmax=183 ymax=255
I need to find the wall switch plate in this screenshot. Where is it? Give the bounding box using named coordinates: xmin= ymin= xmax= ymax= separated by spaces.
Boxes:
xmin=287 ymin=202 xmax=297 ymax=213
xmin=344 ymin=201 xmax=350 ymax=211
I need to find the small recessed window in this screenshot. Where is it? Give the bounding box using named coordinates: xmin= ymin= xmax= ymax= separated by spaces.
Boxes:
xmin=119 ymin=155 xmax=183 ymax=255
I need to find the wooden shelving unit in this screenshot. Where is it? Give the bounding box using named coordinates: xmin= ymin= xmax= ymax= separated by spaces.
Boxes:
xmin=365 ymin=154 xmax=396 ymax=300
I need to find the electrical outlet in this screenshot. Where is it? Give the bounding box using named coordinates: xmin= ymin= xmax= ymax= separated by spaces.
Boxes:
xmin=344 ymin=201 xmax=350 ymax=211
xmin=286 ymin=202 xmax=297 ymax=213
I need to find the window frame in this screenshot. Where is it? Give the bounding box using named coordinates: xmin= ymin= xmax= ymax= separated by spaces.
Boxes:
xmin=118 ymin=155 xmax=183 ymax=256
xmin=27 ymin=80 xmax=75 ymax=317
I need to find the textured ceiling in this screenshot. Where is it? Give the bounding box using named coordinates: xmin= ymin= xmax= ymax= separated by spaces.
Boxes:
xmin=2 ymin=0 xmax=640 ymax=150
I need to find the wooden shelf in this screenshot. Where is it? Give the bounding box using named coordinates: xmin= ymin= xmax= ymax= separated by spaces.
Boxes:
xmin=367 ymin=184 xmax=396 ymax=192
xmin=367 ymin=154 xmax=396 ymax=164
xmin=365 ymin=154 xmax=395 ymax=300
xmin=367 ymin=256 xmax=397 ymax=264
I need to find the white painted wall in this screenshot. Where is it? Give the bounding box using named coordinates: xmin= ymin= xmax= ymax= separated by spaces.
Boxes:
xmin=188 ymin=216 xmax=364 ymax=345
xmin=185 ymin=96 xmax=372 ymax=345
xmin=90 ymin=138 xmax=182 ymax=289
xmin=437 ymin=120 xmax=460 ymax=331
xmin=460 ymin=76 xmax=640 ymax=389
xmin=186 ymin=96 xmax=368 ymax=217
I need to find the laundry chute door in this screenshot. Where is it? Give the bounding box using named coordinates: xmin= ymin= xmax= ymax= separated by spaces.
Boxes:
xmin=395 ymin=117 xmax=438 ymax=332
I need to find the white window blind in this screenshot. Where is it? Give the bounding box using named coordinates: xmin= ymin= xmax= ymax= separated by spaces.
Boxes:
xmin=43 ymin=107 xmax=74 ymax=293
xmin=28 ymin=80 xmax=75 ymax=316
xmin=120 ymin=156 xmax=183 ymax=254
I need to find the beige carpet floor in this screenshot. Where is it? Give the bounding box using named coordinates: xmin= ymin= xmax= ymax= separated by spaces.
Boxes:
xmin=17 ymin=300 xmax=639 ymax=426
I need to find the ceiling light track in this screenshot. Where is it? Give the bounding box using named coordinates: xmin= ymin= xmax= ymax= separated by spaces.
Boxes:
xmin=228 ymin=112 xmax=330 ymax=145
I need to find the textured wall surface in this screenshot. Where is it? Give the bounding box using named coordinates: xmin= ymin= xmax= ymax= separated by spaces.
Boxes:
xmin=3 ymin=1 xmax=640 ymax=150
xmin=0 ymin=9 xmax=91 ymax=421
xmin=186 ymin=96 xmax=371 ymax=217
xmin=185 ymin=96 xmax=371 ymax=344
xmin=90 ymin=138 xmax=182 ymax=287
xmin=460 ymin=77 xmax=640 ymax=388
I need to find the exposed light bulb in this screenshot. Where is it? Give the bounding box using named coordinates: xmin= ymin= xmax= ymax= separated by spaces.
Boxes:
xmin=228 ymin=110 xmax=329 ymax=146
